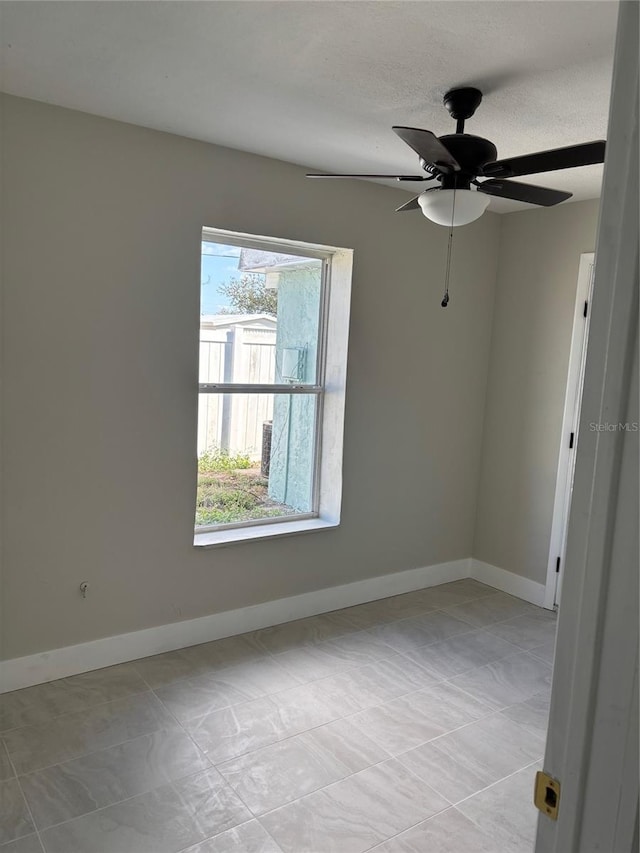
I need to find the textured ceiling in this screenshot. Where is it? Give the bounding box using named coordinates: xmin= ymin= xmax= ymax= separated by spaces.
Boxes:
xmin=0 ymin=1 xmax=618 ymax=213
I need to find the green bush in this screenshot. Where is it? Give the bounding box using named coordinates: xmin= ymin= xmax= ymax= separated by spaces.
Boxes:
xmin=214 ymin=489 xmax=256 ymax=510
xmin=196 ymin=507 xmax=246 ymax=525
xmin=194 ymin=452 xmax=294 ymax=527
xmin=195 ymin=505 xmax=290 ymax=526
xmin=198 ymin=447 xmax=252 ymax=473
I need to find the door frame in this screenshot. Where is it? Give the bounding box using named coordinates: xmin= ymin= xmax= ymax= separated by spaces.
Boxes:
xmin=535 ymin=1 xmax=639 ymax=849
xmin=543 ymin=253 xmax=595 ymax=610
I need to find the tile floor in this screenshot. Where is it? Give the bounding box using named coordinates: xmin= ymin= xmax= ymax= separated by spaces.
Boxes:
xmin=0 ymin=580 xmax=557 ymax=853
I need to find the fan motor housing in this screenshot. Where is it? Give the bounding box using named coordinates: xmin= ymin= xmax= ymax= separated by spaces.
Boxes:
xmin=437 ymin=134 xmax=498 ymax=176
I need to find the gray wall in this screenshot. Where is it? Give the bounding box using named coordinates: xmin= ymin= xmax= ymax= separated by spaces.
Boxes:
xmin=0 ymin=95 xmax=500 ymax=660
xmin=474 ymin=200 xmax=600 ymax=585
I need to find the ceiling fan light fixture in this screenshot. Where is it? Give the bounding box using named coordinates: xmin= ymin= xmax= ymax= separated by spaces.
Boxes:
xmin=417 ymin=189 xmax=490 ymax=226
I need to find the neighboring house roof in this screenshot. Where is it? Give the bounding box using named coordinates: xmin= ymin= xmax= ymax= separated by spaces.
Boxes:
xmin=200 ymin=313 xmax=277 ymax=330
xmin=239 ymin=248 xmax=320 ymax=273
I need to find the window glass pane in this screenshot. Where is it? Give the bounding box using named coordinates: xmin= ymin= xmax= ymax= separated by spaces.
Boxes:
xmin=200 ymin=241 xmax=322 ymax=385
xmin=196 ymin=393 xmax=317 ymax=528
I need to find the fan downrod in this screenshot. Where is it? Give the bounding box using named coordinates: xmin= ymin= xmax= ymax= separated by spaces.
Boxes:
xmin=443 ymin=87 xmax=483 ymax=133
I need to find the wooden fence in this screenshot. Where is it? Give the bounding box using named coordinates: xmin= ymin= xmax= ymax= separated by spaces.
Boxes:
xmin=197 ymin=323 xmax=276 ymax=460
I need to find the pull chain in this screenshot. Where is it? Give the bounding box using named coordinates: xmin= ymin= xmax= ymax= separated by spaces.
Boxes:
xmin=441 ymin=187 xmax=457 ymax=308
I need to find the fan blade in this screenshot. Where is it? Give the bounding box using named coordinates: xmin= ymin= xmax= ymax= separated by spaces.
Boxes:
xmin=483 ymin=140 xmax=605 ymax=179
xmin=392 ymin=127 xmax=461 ymax=172
xmin=395 ymin=195 xmax=422 ymax=212
xmin=306 ymin=173 xmax=432 ymax=181
xmin=395 ymin=188 xmax=439 ymax=212
xmin=477 ymin=179 xmax=572 ymax=206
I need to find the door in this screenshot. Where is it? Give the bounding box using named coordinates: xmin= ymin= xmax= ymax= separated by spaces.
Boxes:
xmin=544 ymin=254 xmax=594 ymax=609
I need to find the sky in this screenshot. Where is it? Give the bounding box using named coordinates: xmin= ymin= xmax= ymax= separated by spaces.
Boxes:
xmin=200 ymin=242 xmax=242 ymax=314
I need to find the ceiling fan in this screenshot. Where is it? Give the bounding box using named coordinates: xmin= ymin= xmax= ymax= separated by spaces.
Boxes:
xmin=307 ymin=87 xmax=606 ymax=227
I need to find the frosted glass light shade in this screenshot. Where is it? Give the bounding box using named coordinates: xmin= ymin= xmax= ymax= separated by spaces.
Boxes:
xmin=418 ymin=189 xmax=490 ymax=226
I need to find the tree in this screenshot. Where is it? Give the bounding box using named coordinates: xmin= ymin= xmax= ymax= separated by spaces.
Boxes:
xmin=218 ymin=273 xmax=277 ymax=316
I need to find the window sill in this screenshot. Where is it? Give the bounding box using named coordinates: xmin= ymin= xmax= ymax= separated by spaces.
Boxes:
xmin=193 ymin=517 xmax=339 ymax=548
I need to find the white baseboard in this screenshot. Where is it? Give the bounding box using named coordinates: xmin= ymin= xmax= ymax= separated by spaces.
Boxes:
xmin=470 ymin=559 xmax=547 ymax=608
xmin=0 ymin=558 xmax=471 ymax=693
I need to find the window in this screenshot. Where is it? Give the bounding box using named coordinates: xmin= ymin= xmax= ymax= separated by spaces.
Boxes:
xmin=194 ymin=228 xmax=352 ymax=546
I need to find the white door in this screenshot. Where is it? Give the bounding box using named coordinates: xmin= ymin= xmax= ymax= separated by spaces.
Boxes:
xmin=544 ymin=254 xmax=594 ymax=609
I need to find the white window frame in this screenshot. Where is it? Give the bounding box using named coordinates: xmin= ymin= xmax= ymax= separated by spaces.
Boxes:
xmin=194 ymin=227 xmax=352 ymax=548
